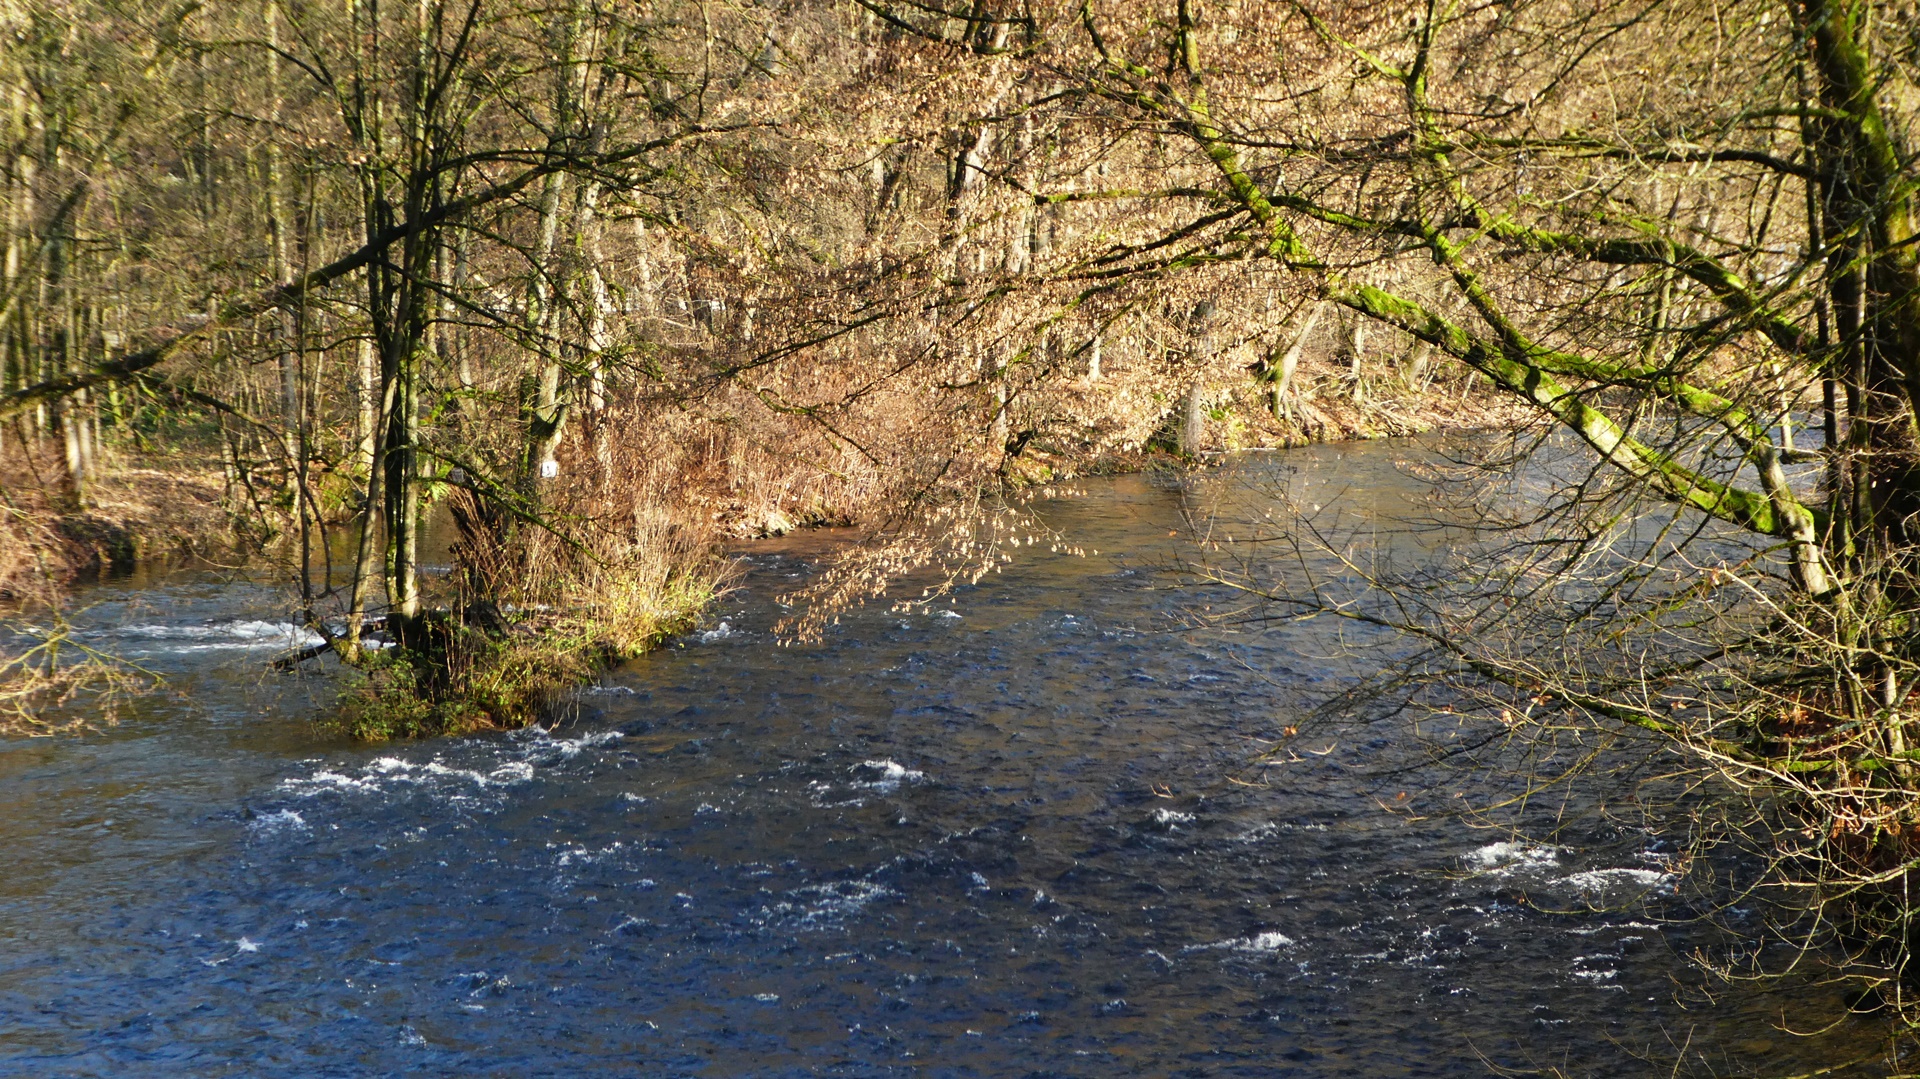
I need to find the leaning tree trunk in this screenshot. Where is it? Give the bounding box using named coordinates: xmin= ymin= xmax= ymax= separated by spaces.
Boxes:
xmin=1267 ymin=300 xmax=1326 ymax=421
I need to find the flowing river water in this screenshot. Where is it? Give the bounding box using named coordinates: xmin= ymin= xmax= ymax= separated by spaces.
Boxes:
xmin=0 ymin=441 xmax=1885 ymax=1076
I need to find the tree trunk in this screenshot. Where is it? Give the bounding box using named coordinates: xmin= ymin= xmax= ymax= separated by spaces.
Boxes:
xmin=264 ymin=0 xmax=298 ymax=469
xmin=1347 ymin=315 xmax=1366 ymax=402
xmin=527 ymin=167 xmax=568 ymax=482
xmin=1180 ymin=380 xmax=1206 ymax=458
xmin=1269 ymin=300 xmax=1326 ymax=419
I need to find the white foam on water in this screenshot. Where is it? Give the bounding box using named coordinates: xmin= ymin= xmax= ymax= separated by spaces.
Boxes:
xmin=276 ymin=714 xmax=629 ymax=820
xmin=483 ymin=761 xmax=535 ymax=785
xmin=1152 ymin=808 xmax=1196 ymax=827
xmin=1233 ymin=820 xmax=1331 ymax=842
xmin=1560 ymin=868 xmax=1675 ymax=894
xmin=222 ymin=621 xmax=314 ymax=642
xmin=753 ymin=993 xmax=780 ymax=1002
xmin=129 ymin=643 xmax=279 ymax=656
xmin=807 ymin=779 xmax=865 ymax=809
xmin=421 ymin=761 xmax=493 ymax=786
xmin=853 ymin=759 xmax=926 ymax=793
xmin=580 ymin=684 xmax=637 ymax=696
xmin=1184 ymin=930 xmax=1295 ymax=954
xmin=248 ymin=808 xmax=308 ymax=836
xmin=759 ymin=879 xmax=897 ymax=930
xmin=797 ymin=880 xmax=892 ymax=921
xmin=234 ymin=937 xmax=262 ymax=953
xmin=282 ymin=770 xmax=383 ymax=796
xmin=1467 ymin=841 xmax=1562 ymax=872
xmin=280 ymin=746 xmax=536 ymax=803
xmin=111 ymin=620 xmax=313 ymax=641
xmin=540 ymin=729 xmax=623 ymax=758
xmin=935 ymin=610 xmax=962 ymax=620
xmin=98 ymin=620 xmax=325 ymax=652
xmin=555 ymin=841 xmax=624 ymax=867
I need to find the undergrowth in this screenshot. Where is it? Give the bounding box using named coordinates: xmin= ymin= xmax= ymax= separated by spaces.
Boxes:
xmin=326 ymin=570 xmax=719 ymax=741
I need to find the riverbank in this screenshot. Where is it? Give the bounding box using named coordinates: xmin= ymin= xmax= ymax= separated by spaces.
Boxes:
xmin=0 ymin=458 xmax=232 ymax=602
xmin=0 ymin=379 xmax=1534 ymax=738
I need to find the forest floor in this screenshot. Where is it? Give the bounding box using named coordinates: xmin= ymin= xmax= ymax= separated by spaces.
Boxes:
xmin=0 ymin=453 xmax=231 ymax=602
xmin=1226 ymin=378 xmax=1537 ymax=450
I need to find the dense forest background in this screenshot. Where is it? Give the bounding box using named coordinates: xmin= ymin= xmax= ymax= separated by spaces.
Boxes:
xmin=0 ymin=0 xmax=1527 ymax=628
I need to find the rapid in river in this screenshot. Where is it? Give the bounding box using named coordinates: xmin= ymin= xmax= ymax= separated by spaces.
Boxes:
xmin=0 ymin=441 xmax=1879 ymax=1076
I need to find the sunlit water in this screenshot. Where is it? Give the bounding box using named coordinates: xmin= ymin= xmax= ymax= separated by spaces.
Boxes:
xmin=0 ymin=442 xmax=1878 ymax=1076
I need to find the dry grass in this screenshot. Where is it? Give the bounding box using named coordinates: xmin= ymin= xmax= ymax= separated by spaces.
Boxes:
xmin=326 ymin=558 xmax=723 ymax=741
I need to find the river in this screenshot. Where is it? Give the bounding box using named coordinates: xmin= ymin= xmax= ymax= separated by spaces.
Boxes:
xmin=0 ymin=440 xmax=1879 ymax=1076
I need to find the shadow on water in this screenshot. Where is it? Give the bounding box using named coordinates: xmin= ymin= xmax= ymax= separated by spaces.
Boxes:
xmin=0 ymin=438 xmax=1884 ymax=1077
